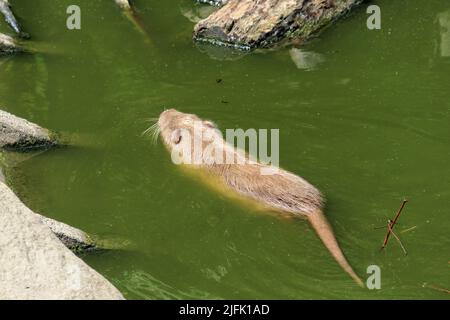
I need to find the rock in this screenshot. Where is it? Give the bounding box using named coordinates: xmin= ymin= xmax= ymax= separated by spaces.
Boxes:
xmin=0 ymin=181 xmax=124 ymax=299
xmin=35 ymin=213 xmax=96 ymax=253
xmin=193 ymin=0 xmax=363 ymax=50
xmin=0 ymin=154 xmax=96 ymax=252
xmin=115 ymin=0 xmax=131 ymax=10
xmin=0 ymin=32 xmax=22 ymax=55
xmin=0 ymin=109 xmax=57 ymax=151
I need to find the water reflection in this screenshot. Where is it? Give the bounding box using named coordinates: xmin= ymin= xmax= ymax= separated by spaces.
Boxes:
xmin=438 ymin=10 xmax=450 ymax=57
xmin=180 ymin=2 xmax=217 ymax=23
xmin=289 ymin=48 xmax=325 ymax=70
xmin=120 ymin=270 xmax=217 ymax=299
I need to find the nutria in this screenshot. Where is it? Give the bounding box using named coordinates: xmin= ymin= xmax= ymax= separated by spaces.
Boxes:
xmin=152 ymin=109 xmax=364 ymax=287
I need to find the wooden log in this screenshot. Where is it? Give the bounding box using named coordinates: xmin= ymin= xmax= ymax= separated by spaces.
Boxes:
xmin=193 ymin=0 xmax=364 ymax=50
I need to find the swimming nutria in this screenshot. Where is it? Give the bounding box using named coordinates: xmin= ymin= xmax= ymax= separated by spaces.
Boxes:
xmin=153 ymin=109 xmax=364 ymax=287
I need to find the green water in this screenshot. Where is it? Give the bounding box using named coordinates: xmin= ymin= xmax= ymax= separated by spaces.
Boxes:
xmin=1 ymin=0 xmax=449 ymax=299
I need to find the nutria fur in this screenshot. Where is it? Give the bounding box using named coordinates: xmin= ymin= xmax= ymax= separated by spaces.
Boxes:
xmin=155 ymin=109 xmax=363 ymax=287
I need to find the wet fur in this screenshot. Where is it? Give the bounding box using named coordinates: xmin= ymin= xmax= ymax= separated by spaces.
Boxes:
xmin=155 ymin=109 xmax=363 ymax=286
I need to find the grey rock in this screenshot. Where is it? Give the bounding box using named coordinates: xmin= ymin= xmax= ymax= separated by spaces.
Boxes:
xmin=35 ymin=213 xmax=96 ymax=253
xmin=0 ymin=181 xmax=124 ymax=299
xmin=0 ymin=32 xmax=21 ymax=55
xmin=0 ymin=109 xmax=57 ymax=151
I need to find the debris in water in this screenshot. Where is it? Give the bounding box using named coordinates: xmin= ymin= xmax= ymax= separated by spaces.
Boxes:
xmin=379 ymin=199 xmax=409 ymax=255
xmin=423 ymin=283 xmax=450 ymax=294
xmin=400 ymin=226 xmax=417 ymax=234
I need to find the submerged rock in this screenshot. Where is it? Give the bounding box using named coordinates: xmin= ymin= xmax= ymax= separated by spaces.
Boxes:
xmin=289 ymin=48 xmax=325 ymax=70
xmin=0 ymin=181 xmax=124 ymax=300
xmin=0 ymin=109 xmax=57 ymax=151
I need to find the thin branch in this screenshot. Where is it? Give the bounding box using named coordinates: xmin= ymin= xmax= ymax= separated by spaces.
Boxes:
xmin=400 ymin=226 xmax=417 ymax=234
xmin=387 ymin=223 xmax=408 ymax=255
xmin=423 ymin=283 xmax=450 ymax=294
xmin=381 ymin=199 xmax=408 ymax=249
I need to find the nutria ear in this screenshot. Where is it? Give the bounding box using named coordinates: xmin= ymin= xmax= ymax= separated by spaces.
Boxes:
xmin=204 ymin=120 xmax=216 ymax=128
xmin=171 ymin=129 xmax=182 ymax=144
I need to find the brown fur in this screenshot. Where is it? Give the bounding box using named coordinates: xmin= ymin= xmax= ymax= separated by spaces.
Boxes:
xmin=157 ymin=109 xmax=363 ymax=287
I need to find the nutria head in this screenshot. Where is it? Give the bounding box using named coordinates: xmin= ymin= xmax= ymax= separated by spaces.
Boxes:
xmin=157 ymin=109 xmax=224 ymax=165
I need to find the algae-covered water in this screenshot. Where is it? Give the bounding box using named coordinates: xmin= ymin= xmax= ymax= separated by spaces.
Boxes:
xmin=1 ymin=0 xmax=449 ymax=299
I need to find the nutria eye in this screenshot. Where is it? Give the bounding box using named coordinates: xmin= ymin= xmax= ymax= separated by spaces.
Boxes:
xmin=171 ymin=129 xmax=182 ymax=144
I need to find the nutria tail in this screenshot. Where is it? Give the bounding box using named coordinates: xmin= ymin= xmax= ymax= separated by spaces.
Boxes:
xmin=308 ymin=210 xmax=364 ymax=287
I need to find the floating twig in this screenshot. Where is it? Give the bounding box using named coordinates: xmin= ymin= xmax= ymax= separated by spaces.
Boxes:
xmin=400 ymin=226 xmax=417 ymax=234
xmin=387 ymin=222 xmax=408 ymax=255
xmin=381 ymin=199 xmax=408 ymax=250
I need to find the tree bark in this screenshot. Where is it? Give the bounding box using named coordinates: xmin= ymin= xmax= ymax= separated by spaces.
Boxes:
xmin=193 ymin=0 xmax=364 ymax=50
